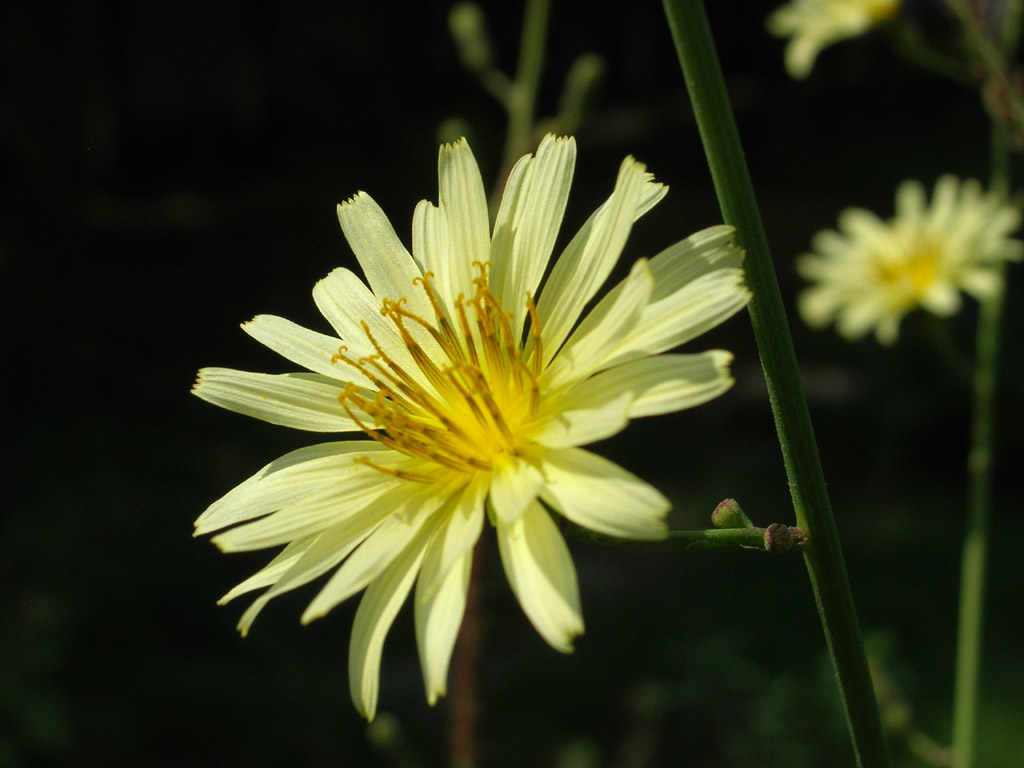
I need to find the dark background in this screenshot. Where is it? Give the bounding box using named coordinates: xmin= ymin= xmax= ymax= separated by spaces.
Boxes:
xmin=4 ymin=1 xmax=1022 ymax=766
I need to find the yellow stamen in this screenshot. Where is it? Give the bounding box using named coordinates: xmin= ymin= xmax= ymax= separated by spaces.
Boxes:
xmin=339 ymin=270 xmax=545 ymax=480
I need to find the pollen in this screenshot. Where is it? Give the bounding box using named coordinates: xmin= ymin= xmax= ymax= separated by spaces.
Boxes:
xmin=334 ymin=269 xmax=542 ymax=477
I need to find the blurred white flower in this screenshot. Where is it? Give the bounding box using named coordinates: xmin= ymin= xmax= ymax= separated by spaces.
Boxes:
xmin=768 ymin=0 xmax=899 ymax=78
xmin=798 ymin=175 xmax=1021 ymax=344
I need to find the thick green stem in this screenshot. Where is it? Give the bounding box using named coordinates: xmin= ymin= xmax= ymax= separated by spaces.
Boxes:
xmin=661 ymin=1 xmax=889 ymax=765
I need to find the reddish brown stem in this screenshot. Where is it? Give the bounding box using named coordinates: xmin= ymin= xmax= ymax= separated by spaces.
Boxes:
xmin=450 ymin=537 xmax=486 ymax=768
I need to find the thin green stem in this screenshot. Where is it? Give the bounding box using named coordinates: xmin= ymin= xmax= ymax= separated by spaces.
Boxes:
xmin=949 ymin=5 xmax=1018 ymax=759
xmin=950 ymin=124 xmax=1013 ymax=768
xmin=952 ymin=275 xmax=1003 ymax=767
xmin=490 ymin=0 xmax=551 ymax=216
xmin=508 ymin=0 xmax=549 ymax=155
xmin=661 ymin=1 xmax=888 ymax=766
xmin=568 ymin=524 xmax=807 ymax=552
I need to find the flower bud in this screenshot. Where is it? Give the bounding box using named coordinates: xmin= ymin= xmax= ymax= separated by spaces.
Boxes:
xmin=449 ymin=3 xmax=494 ymax=73
xmin=711 ymin=498 xmax=753 ymax=529
xmin=763 ymin=523 xmax=794 ymax=552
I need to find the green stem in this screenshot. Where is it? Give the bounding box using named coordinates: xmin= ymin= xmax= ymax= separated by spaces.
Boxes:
xmin=951 ymin=275 xmax=1003 ymax=767
xmin=661 ymin=1 xmax=889 ymax=766
xmin=570 ymin=524 xmax=807 ymax=552
xmin=950 ymin=122 xmax=1012 ymax=768
xmin=490 ymin=0 xmax=551 ymax=216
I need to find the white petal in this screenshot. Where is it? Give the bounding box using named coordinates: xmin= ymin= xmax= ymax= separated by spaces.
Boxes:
xmin=415 ymin=546 xmax=472 ymax=705
xmin=195 ymin=441 xmax=394 ymax=535
xmin=495 ymin=500 xmax=583 ymax=653
xmin=348 ymin=518 xmax=438 ymax=720
xmin=242 ymin=314 xmax=351 ymax=380
xmin=191 ymin=368 xmax=359 ymax=432
xmin=544 ymin=258 xmax=654 ymax=388
xmin=488 ymin=454 xmax=545 ymax=525
xmin=538 ymin=447 xmax=669 ymax=540
xmin=438 ymin=138 xmax=491 ymax=297
xmin=609 ymin=268 xmax=750 ymax=363
xmin=959 ymin=268 xmax=1002 ymax=299
xmin=312 ymin=268 xmax=441 ymax=398
xmin=530 ymin=352 xmax=734 ymax=448
xmin=647 ymin=226 xmax=742 ymax=301
xmin=411 ymin=200 xmax=455 ymax=306
xmin=336 ymin=192 xmax=430 ymax=317
xmin=569 ymin=351 xmax=735 ymax=419
xmin=233 ymin=518 xmax=377 ymax=637
xmin=300 ymin=481 xmax=455 ymax=623
xmin=217 ymin=535 xmax=316 ymax=604
xmin=529 ymin=390 xmax=633 ymax=448
xmin=489 ymin=152 xmax=534 ymax=306
xmin=211 ymin=460 xmax=414 ymax=552
xmin=537 ymin=156 xmax=663 ymax=366
xmin=416 ymin=476 xmax=487 ymax=602
xmin=562 ymin=228 xmax=741 ymax=356
xmin=489 ymin=134 xmax=576 ymax=336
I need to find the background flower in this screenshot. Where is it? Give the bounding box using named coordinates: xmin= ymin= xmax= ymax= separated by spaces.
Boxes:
xmin=767 ymin=0 xmax=899 ymax=78
xmin=797 ymin=175 xmax=1022 ymax=344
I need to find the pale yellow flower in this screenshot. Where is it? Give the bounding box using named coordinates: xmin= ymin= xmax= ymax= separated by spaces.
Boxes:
xmin=767 ymin=0 xmax=899 ymax=78
xmin=193 ymin=135 xmax=751 ymax=718
xmin=798 ymin=175 xmax=1022 ymax=345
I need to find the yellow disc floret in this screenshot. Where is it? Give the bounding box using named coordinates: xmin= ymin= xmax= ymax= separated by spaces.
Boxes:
xmin=333 ymin=266 xmax=542 ymax=478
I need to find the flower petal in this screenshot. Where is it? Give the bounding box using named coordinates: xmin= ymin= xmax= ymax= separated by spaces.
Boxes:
xmin=569 ymin=351 xmax=736 ymax=419
xmin=438 ymin=138 xmax=491 ymax=297
xmin=529 ymin=390 xmax=633 ymax=448
xmin=488 ymin=454 xmax=545 ymax=526
xmin=300 ymin=480 xmax=456 ymax=623
xmin=311 ymin=268 xmax=441 ymax=397
xmin=336 ymin=192 xmax=430 ymax=318
xmin=242 ymin=314 xmax=351 ymax=380
xmin=233 ymin=518 xmax=377 ymax=637
xmin=489 ymin=134 xmax=577 ymax=335
xmin=539 ymin=447 xmax=669 ymax=541
xmin=195 ymin=441 xmax=393 ymax=536
xmin=495 ymin=500 xmax=583 ymax=653
xmin=606 ymin=268 xmax=750 ymax=365
xmin=192 ymin=368 xmax=360 ymax=432
xmin=217 ymin=535 xmax=316 ymax=604
xmin=543 ymin=258 xmax=654 ymax=388
xmin=348 ymin=519 xmax=437 ymax=720
xmin=537 ymin=156 xmax=665 ymax=366
xmin=531 ymin=352 xmax=734 ymax=448
xmin=415 ymin=546 xmax=472 ymax=705
xmin=416 ymin=476 xmax=487 ymax=602
xmin=210 ymin=459 xmax=415 ymax=552
xmin=411 ymin=200 xmax=453 ymax=303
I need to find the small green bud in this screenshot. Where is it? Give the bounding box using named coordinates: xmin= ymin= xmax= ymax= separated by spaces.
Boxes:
xmin=763 ymin=523 xmax=795 ymax=552
xmin=557 ymin=53 xmax=605 ymax=133
xmin=449 ymin=3 xmax=494 ymax=73
xmin=366 ymin=712 xmax=403 ymax=750
xmin=711 ymin=498 xmax=753 ymax=529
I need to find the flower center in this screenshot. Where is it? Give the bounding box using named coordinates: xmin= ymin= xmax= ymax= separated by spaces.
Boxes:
xmin=333 ymin=265 xmax=542 ymax=479
xmin=873 ymin=237 xmax=940 ymax=307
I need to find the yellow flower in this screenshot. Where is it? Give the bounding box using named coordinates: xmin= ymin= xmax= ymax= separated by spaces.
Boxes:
xmin=797 ymin=175 xmax=1022 ymax=344
xmin=767 ymin=0 xmax=899 ymax=78
xmin=192 ymin=135 xmax=751 ymax=718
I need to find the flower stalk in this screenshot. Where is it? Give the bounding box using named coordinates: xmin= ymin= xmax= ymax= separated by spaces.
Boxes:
xmin=949 ymin=6 xmax=1020 ymax=762
xmin=661 ymin=1 xmax=889 ymax=765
